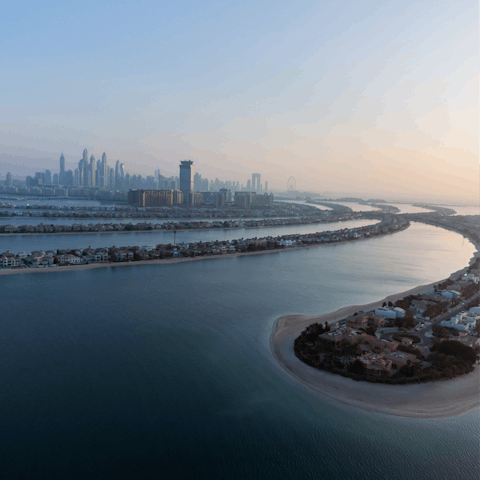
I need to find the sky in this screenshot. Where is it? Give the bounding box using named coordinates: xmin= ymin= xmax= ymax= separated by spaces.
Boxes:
xmin=1 ymin=0 xmax=478 ymax=203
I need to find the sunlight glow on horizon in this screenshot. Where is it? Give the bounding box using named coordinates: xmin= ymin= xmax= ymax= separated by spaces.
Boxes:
xmin=0 ymin=0 xmax=478 ymax=203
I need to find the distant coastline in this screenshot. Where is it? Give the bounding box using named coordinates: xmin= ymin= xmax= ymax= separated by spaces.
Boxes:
xmin=270 ymin=228 xmax=480 ymax=418
xmin=0 ymin=216 xmax=374 ymax=236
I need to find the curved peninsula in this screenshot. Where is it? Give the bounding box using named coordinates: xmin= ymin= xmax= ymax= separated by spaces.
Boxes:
xmin=0 ymin=217 xmax=408 ymax=274
xmin=271 ymin=218 xmax=480 ymax=419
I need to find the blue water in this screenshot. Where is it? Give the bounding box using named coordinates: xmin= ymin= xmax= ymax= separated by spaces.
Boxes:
xmin=0 ymin=222 xmax=478 ymax=479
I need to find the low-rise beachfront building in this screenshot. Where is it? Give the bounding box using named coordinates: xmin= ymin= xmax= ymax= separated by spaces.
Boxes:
xmin=462 ymin=273 xmax=479 ymax=284
xmin=393 ymin=307 xmax=406 ymax=318
xmin=25 ymin=254 xmax=55 ymax=267
xmin=370 ymin=338 xmax=399 ymax=353
xmin=383 ymin=351 xmax=417 ymax=369
xmin=319 ymin=329 xmax=347 ymax=345
xmin=0 ymin=253 xmax=21 ymax=267
xmin=469 ymin=306 xmax=480 ymax=316
xmin=441 ymin=290 xmax=461 ymax=299
xmin=319 ymin=326 xmax=367 ymax=346
xmin=372 ymin=316 xmax=387 ymax=327
xmin=411 ymin=299 xmax=432 ymax=315
xmin=110 ymin=249 xmax=134 ymax=261
xmin=346 ymin=314 xmax=368 ymax=329
xmin=441 ymin=312 xmax=479 ymax=333
xmin=357 ymin=353 xmax=393 ymax=376
xmin=318 ymin=328 xmax=400 ymax=354
xmin=54 ymin=254 xmax=80 ymax=265
xmin=374 ymin=307 xmax=397 ymax=319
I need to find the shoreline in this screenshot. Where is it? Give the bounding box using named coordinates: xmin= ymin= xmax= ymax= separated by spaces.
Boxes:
xmin=0 ymin=231 xmax=395 ymax=276
xmin=269 ymin=234 xmax=480 ymax=419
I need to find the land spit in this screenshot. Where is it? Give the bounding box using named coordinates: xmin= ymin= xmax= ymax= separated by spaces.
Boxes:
xmin=0 ymin=226 xmax=404 ymax=276
xmin=270 ymin=236 xmax=480 ymax=419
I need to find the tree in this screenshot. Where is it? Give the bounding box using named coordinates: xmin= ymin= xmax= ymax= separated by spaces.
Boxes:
xmin=365 ymin=326 xmax=377 ymax=336
xmin=432 ymin=324 xmax=450 ymax=338
xmin=349 ymin=359 xmax=365 ymax=375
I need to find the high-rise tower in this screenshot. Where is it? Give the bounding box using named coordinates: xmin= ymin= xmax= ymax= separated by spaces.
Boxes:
xmin=90 ymin=155 xmax=96 ymax=187
xmin=179 ymin=160 xmax=194 ymax=204
xmin=252 ymin=173 xmax=261 ymax=192
xmin=102 ymin=153 xmax=108 ymax=188
xmin=115 ymin=160 xmax=120 ymax=188
xmin=59 ymin=153 xmax=65 ymax=184
xmin=78 ymin=159 xmax=85 ymax=186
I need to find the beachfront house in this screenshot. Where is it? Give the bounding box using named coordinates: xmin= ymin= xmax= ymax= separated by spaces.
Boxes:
xmin=441 ymin=290 xmax=461 ymax=299
xmin=357 ymin=353 xmax=393 ymax=376
xmin=54 ymin=254 xmax=82 ymax=265
xmin=441 ymin=312 xmax=478 ymax=333
xmin=374 ymin=307 xmax=397 ymax=320
xmin=346 ymin=314 xmax=368 ymax=329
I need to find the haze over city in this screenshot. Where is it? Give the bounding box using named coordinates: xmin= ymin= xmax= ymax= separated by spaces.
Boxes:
xmin=1 ymin=0 xmax=478 ymax=203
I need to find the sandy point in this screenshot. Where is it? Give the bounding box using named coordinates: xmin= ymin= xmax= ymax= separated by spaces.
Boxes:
xmin=270 ymin=279 xmax=480 ymax=419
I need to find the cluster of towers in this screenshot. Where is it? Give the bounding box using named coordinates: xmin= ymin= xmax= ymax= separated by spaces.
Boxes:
xmin=56 ymin=152 xmax=266 ymax=194
xmin=246 ymin=173 xmax=266 ymax=193
xmin=60 ymin=149 xmax=124 ymax=189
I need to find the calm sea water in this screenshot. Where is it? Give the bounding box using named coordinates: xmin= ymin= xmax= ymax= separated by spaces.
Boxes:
xmin=446 ymin=205 xmax=480 ymax=216
xmin=0 ymin=222 xmax=478 ymax=479
xmin=0 ymin=219 xmax=378 ymax=253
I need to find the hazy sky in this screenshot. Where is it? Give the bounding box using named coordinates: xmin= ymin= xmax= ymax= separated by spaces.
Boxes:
xmin=1 ymin=0 xmax=478 ymax=202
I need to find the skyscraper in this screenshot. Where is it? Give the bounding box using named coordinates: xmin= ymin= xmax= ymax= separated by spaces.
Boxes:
xmin=78 ymin=159 xmax=85 ymax=186
xmin=102 ymin=153 xmax=108 ymax=188
xmin=90 ymin=156 xmax=96 ymax=187
xmin=6 ymin=172 xmax=12 ymax=187
xmin=115 ymin=160 xmax=120 ymax=188
xmin=252 ymin=173 xmax=261 ymax=192
xmin=59 ymin=153 xmax=65 ymax=184
xmin=179 ymin=160 xmax=194 ymax=204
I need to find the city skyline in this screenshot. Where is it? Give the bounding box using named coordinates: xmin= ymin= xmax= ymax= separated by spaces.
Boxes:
xmin=1 ymin=150 xmax=271 ymax=201
xmin=1 ymin=1 xmax=477 ymax=204
xmin=3 ymin=149 xmax=272 ymax=193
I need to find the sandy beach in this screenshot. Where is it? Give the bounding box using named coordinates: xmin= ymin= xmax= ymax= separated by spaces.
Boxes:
xmin=0 ymin=226 xmax=402 ymax=276
xmin=270 ymin=239 xmax=480 ymax=419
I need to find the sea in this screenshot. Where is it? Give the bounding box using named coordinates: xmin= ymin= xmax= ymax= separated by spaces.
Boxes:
xmin=0 ymin=221 xmax=479 ymax=479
